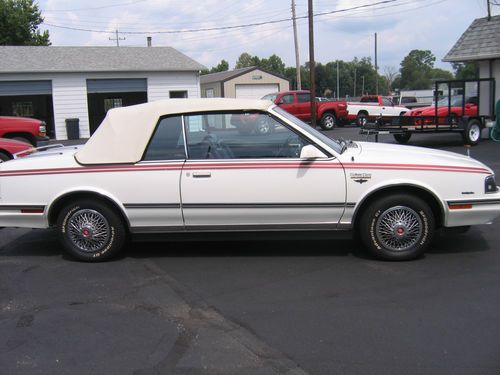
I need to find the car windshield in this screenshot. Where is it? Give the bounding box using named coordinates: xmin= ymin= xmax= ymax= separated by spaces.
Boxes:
xmin=437 ymin=96 xmax=463 ymax=107
xmin=261 ymin=93 xmax=278 ymax=101
xmin=271 ymin=106 xmax=343 ymax=154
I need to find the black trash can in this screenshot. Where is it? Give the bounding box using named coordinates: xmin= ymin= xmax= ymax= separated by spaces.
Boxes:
xmin=65 ymin=118 xmax=80 ymax=140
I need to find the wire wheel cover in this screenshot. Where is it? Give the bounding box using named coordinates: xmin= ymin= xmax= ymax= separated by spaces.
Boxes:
xmin=67 ymin=209 xmax=111 ymax=252
xmin=375 ymin=206 xmax=423 ymax=251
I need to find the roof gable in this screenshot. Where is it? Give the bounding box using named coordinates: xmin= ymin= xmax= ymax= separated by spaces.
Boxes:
xmin=0 ymin=46 xmax=205 ymax=73
xmin=443 ymin=15 xmax=500 ymax=62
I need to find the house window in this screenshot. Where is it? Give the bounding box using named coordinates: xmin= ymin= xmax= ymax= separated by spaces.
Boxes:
xmin=104 ymin=98 xmax=123 ymax=112
xmin=12 ymin=102 xmax=34 ymax=117
xmin=205 ymin=88 xmax=214 ymax=98
xmin=170 ymin=91 xmax=188 ymax=99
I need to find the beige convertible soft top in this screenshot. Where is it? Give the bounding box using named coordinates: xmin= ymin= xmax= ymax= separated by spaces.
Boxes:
xmin=75 ymin=98 xmax=273 ymax=165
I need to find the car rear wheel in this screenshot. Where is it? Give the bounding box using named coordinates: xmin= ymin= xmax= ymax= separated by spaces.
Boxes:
xmin=359 ymin=194 xmax=435 ymax=260
xmin=320 ymin=112 xmax=337 ymax=130
xmin=57 ymin=200 xmax=127 ymax=261
xmin=254 ymin=117 xmax=273 ymax=134
xmin=462 ymin=119 xmax=482 ymax=145
xmin=393 ymin=132 xmax=412 ymax=144
xmin=356 ymin=112 xmax=368 ymax=127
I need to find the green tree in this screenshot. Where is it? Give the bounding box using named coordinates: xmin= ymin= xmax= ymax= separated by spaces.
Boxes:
xmin=235 ymin=52 xmax=260 ymax=69
xmin=429 ymin=68 xmax=454 ymax=81
xmin=452 ymin=62 xmax=478 ymax=80
xmin=399 ymin=49 xmax=436 ymax=89
xmin=0 ymin=0 xmax=50 ymax=45
xmin=201 ymin=59 xmax=229 ymax=75
xmin=260 ymin=54 xmax=286 ymax=75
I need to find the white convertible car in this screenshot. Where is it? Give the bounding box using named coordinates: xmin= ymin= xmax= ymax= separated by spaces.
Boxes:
xmin=0 ymin=99 xmax=499 ymax=261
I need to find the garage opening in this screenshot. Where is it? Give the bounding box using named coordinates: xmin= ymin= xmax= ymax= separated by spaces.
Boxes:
xmin=87 ymin=79 xmax=147 ymax=134
xmin=0 ymin=80 xmax=55 ymax=138
xmin=235 ymin=84 xmax=279 ymax=99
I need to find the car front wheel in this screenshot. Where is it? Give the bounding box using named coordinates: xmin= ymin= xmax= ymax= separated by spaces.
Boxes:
xmin=57 ymin=200 xmax=127 ymax=261
xmin=359 ymin=194 xmax=434 ymax=260
xmin=356 ymin=112 xmax=368 ymax=127
xmin=320 ymin=112 xmax=337 ymax=130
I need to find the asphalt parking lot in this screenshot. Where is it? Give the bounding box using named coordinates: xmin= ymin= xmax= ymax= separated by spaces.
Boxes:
xmin=1 ymin=126 xmax=500 ymax=375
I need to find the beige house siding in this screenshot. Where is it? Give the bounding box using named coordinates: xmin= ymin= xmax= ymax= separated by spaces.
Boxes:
xmin=201 ymin=82 xmax=221 ymax=98
xmin=223 ymin=70 xmax=289 ymax=98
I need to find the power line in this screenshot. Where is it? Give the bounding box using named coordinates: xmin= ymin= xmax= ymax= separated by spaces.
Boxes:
xmin=43 ymin=0 xmax=398 ymax=35
xmin=42 ymin=0 xmax=148 ymax=12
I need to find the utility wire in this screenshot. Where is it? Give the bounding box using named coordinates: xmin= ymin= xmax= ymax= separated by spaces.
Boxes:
xmin=43 ymin=0 xmax=398 ymax=34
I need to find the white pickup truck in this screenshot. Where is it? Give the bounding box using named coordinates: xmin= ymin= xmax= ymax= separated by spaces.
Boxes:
xmin=347 ymin=95 xmax=409 ymax=126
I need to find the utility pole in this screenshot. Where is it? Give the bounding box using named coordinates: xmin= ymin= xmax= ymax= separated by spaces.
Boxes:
xmin=374 ymin=32 xmax=378 ymax=95
xmin=353 ymin=68 xmax=357 ymax=97
xmin=487 ymin=0 xmax=491 ymax=20
xmin=337 ymin=61 xmax=340 ymax=101
xmin=362 ymin=75 xmax=365 ymax=95
xmin=308 ymin=0 xmax=316 ymax=127
xmin=291 ymin=0 xmax=301 ymax=90
xmin=109 ymin=30 xmax=125 ymax=46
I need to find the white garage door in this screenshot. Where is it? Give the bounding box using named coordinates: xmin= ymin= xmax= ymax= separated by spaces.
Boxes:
xmin=235 ymin=84 xmax=279 ymax=99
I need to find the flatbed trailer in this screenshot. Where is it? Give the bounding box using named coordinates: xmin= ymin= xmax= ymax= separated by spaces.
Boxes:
xmin=360 ymin=79 xmax=496 ymax=145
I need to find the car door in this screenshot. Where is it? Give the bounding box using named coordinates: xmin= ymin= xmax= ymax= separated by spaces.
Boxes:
xmin=296 ymin=92 xmax=312 ymax=121
xmin=180 ymin=111 xmax=346 ymax=230
xmin=380 ymin=97 xmax=398 ymax=116
xmin=276 ymin=93 xmax=297 ymax=116
xmin=127 ymin=115 xmax=186 ymax=232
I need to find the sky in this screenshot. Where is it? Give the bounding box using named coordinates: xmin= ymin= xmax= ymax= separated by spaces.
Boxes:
xmin=38 ymin=0 xmax=500 ymax=72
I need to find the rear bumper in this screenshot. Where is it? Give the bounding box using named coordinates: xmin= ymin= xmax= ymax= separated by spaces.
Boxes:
xmin=35 ymin=136 xmax=50 ymax=147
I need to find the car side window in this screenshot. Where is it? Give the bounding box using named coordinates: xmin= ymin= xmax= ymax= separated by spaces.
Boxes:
xmin=297 ymin=93 xmax=310 ymax=103
xmin=184 ymin=112 xmax=312 ymax=160
xmin=382 ymin=98 xmax=392 ymax=106
xmin=143 ymin=116 xmax=186 ymax=160
xmin=281 ymin=94 xmax=294 ymax=104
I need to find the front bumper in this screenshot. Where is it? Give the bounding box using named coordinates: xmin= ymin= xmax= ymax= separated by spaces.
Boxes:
xmin=445 ymin=191 xmax=500 ymax=227
xmin=35 ymin=136 xmax=50 ymax=147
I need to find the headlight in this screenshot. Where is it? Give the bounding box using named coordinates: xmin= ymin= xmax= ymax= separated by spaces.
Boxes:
xmin=485 ymin=175 xmax=498 ymax=193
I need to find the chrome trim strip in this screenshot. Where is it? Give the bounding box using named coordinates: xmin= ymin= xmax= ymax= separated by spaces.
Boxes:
xmin=124 ymin=203 xmax=181 ymax=209
xmin=0 ymin=205 xmax=45 ymax=211
xmin=182 ymin=203 xmax=348 ymax=209
xmin=447 ymin=199 xmax=500 ymax=206
xmin=130 ymin=223 xmax=344 ymax=234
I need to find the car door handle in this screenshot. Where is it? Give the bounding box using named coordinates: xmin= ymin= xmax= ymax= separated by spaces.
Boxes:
xmin=192 ymin=172 xmax=212 ymax=178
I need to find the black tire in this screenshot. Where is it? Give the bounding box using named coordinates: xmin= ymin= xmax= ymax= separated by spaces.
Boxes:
xmin=356 ymin=112 xmax=368 ymax=127
xmin=393 ymin=132 xmax=412 ymax=144
xmin=320 ymin=112 xmax=337 ymax=130
xmin=359 ymin=194 xmax=435 ymax=261
xmin=462 ymin=119 xmax=482 ymax=146
xmin=56 ymin=200 xmax=127 ymax=261
xmin=0 ymin=151 xmax=10 ymax=162
xmin=254 ymin=117 xmax=273 ymax=134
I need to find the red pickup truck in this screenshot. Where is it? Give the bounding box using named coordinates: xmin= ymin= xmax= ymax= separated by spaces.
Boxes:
xmin=0 ymin=116 xmax=49 ymax=146
xmin=262 ymin=90 xmax=348 ymax=130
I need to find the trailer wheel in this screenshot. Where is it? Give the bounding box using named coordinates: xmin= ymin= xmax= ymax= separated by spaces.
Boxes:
xmin=393 ymin=133 xmax=412 ymax=144
xmin=462 ymin=119 xmax=482 ymax=146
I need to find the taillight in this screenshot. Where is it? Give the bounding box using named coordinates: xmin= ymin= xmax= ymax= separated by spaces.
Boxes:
xmin=39 ymin=121 xmax=46 ymax=136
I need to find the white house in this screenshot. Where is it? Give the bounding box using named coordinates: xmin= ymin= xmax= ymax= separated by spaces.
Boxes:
xmin=443 ymin=14 xmax=500 ymax=116
xmin=0 ymin=46 xmax=205 ymax=140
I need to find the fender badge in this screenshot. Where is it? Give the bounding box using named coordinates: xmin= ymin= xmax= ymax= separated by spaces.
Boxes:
xmin=350 ymin=173 xmax=371 ymax=184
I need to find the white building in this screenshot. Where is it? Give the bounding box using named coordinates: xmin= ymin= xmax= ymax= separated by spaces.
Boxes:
xmin=0 ymin=46 xmax=205 ymax=140
xmin=443 ymin=14 xmax=500 ymax=116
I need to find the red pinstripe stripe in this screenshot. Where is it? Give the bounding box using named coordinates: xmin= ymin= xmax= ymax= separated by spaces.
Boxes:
xmin=0 ymin=161 xmax=490 ymax=177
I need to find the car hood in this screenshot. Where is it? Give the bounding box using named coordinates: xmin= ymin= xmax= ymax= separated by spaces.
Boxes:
xmin=339 ymin=141 xmax=492 ymax=174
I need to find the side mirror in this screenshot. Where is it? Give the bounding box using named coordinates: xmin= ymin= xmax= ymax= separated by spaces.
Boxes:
xmin=277 ymin=100 xmax=284 ymax=105
xmin=300 ymin=144 xmax=328 ymax=159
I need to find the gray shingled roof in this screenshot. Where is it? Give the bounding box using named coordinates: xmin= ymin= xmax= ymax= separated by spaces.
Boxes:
xmin=200 ymin=67 xmax=258 ymax=84
xmin=443 ymin=15 xmax=500 ymax=62
xmin=0 ymin=46 xmax=205 ymax=73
